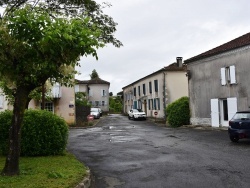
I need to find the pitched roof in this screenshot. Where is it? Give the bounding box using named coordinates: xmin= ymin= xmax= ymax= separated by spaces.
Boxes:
xmin=184 ymin=32 xmax=250 ymax=64
xmin=76 ymin=78 xmax=110 ymax=85
xmin=122 ymin=63 xmax=186 ymax=89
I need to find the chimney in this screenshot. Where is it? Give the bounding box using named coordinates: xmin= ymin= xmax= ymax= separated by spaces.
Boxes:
xmin=176 ymin=57 xmax=183 ymax=67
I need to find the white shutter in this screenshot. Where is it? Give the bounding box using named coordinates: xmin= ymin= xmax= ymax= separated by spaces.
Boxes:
xmin=229 ymin=65 xmax=236 ymax=84
xmin=211 ymin=99 xmax=220 ymax=127
xmin=75 ymin=85 xmax=79 ymax=92
xmin=0 ymin=95 xmax=4 ymax=109
xmin=227 ymin=97 xmax=237 ymax=121
xmin=220 ymin=68 xmax=226 ymax=85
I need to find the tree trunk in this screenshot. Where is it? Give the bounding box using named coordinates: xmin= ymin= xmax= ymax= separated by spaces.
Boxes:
xmin=1 ymin=86 xmax=30 ymax=176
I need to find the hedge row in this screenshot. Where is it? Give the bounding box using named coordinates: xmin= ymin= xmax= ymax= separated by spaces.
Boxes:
xmin=166 ymin=96 xmax=190 ymax=127
xmin=0 ymin=109 xmax=68 ymax=156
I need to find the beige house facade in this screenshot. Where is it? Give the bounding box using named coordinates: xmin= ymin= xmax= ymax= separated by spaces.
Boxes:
xmin=123 ymin=57 xmax=188 ymax=119
xmin=0 ymin=84 xmax=75 ymax=125
xmin=75 ymin=78 xmax=110 ymax=112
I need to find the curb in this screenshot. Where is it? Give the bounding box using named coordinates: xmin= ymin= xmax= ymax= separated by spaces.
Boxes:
xmin=75 ymin=168 xmax=92 ymax=188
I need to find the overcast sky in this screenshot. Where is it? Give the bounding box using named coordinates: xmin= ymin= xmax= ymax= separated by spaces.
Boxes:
xmin=76 ymin=0 xmax=250 ymax=95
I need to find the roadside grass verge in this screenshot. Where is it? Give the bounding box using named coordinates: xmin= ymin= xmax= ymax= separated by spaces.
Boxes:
xmin=0 ymin=152 xmax=87 ymax=188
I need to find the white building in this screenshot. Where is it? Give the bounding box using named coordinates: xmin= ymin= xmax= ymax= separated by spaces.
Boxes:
xmin=75 ymin=78 xmax=110 ymax=112
xmin=123 ymin=57 xmax=188 ymax=119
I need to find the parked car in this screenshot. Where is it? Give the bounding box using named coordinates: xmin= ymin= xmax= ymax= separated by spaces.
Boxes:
xmin=128 ymin=109 xmax=147 ymax=120
xmin=228 ymin=111 xmax=250 ymax=142
xmin=90 ymin=108 xmax=100 ymax=119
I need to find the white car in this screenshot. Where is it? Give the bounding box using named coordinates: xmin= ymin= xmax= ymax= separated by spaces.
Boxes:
xmin=128 ymin=109 xmax=147 ymax=120
xmin=90 ymin=108 xmax=100 ymax=119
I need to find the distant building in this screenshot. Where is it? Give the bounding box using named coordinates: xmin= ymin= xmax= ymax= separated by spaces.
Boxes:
xmin=1 ymin=84 xmax=75 ymax=125
xmin=75 ymin=78 xmax=110 ymax=112
xmin=122 ymin=57 xmax=188 ymax=119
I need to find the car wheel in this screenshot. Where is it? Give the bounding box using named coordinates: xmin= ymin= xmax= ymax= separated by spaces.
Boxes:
xmin=230 ymin=136 xmax=239 ymax=142
xmin=128 ymin=115 xmax=130 ymax=120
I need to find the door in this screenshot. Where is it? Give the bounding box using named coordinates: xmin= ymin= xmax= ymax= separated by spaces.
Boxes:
xmin=220 ymin=99 xmax=228 ymax=126
xmin=211 ymin=99 xmax=219 ymax=127
xmin=220 ymin=97 xmax=237 ymax=127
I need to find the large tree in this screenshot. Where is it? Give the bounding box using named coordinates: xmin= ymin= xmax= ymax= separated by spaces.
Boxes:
xmin=0 ymin=1 xmax=122 ymax=176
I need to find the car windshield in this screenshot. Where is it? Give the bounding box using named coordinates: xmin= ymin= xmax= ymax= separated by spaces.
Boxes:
xmin=232 ymin=113 xmax=250 ymax=120
xmin=91 ymin=108 xmax=99 ymax=112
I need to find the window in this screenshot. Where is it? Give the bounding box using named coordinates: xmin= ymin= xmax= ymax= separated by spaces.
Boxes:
xmin=148 ymin=99 xmax=151 ymax=110
xmin=153 ymin=99 xmax=156 ymax=110
xmin=149 ymin=82 xmax=152 ymax=93
xmin=41 ymin=102 xmax=53 ymax=112
xmin=157 ymin=98 xmax=160 ymax=110
xmin=221 ymin=65 xmax=236 ymax=85
xmin=102 ymin=101 xmax=105 ymax=106
xmin=133 ymin=101 xmax=137 ymax=109
xmin=154 ymin=80 xmax=158 ymax=92
xmin=134 ymin=87 xmax=136 ymax=96
xmin=138 ymin=86 xmax=140 ymax=96
xmin=101 ymin=89 xmax=107 ymax=96
xmin=95 ymin=101 xmax=100 ymax=106
xmin=143 ymin=84 xmax=146 ymax=95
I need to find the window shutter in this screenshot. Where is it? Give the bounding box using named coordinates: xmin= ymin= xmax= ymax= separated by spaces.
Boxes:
xmin=133 ymin=101 xmax=137 ymax=109
xmin=158 ymin=98 xmax=160 ymax=110
xmin=0 ymin=95 xmax=4 ymax=108
xmin=220 ymin=68 xmax=226 ymax=85
xmin=229 ymin=65 xmax=236 ymax=84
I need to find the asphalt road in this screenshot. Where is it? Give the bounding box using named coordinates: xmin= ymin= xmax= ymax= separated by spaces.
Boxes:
xmin=67 ymin=114 xmax=250 ymax=188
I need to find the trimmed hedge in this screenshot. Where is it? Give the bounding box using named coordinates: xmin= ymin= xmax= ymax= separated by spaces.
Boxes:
xmin=166 ymin=96 xmax=190 ymax=127
xmin=0 ymin=109 xmax=68 ymax=156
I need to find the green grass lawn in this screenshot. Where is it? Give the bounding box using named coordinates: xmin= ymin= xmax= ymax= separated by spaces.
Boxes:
xmin=0 ymin=152 xmax=87 ymax=188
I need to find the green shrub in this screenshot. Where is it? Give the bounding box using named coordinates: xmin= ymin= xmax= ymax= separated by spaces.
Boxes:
xmin=0 ymin=109 xmax=68 ymax=156
xmin=166 ymin=96 xmax=190 ymax=127
xmin=0 ymin=110 xmax=12 ymax=155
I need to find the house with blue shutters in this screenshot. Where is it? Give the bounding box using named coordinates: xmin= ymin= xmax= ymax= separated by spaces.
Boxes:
xmin=122 ymin=57 xmax=188 ymax=119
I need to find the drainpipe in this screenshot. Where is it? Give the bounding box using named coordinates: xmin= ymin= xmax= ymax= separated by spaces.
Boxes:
xmin=163 ymin=72 xmax=166 ymax=121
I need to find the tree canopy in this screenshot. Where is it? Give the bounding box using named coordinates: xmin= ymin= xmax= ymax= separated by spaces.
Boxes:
xmin=0 ymin=0 xmax=122 ymax=176
xmin=90 ymin=69 xmax=99 ymax=79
